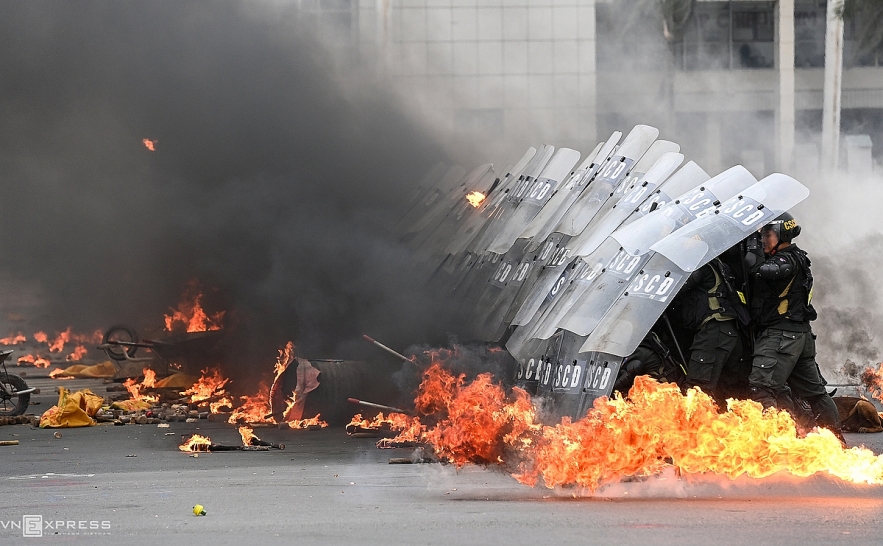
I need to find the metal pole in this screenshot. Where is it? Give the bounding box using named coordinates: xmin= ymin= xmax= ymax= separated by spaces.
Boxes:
xmin=362 ymin=334 xmax=413 ymax=362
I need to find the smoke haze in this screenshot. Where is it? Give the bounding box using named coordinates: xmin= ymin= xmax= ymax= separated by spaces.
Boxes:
xmin=0 ymin=1 xmax=464 ymax=365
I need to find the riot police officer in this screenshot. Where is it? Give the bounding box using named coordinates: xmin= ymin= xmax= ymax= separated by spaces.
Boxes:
xmin=670 ymin=246 xmax=750 ymax=406
xmin=744 ymin=212 xmax=842 ymax=437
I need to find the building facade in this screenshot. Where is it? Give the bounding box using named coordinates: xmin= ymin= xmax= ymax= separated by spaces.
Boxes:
xmin=306 ymin=0 xmax=883 ymax=175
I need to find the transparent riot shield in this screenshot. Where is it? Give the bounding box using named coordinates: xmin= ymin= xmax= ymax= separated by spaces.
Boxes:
xmin=580 ymin=173 xmax=810 ymax=358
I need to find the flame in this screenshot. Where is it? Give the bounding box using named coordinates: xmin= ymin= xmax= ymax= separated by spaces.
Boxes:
xmin=288 ymin=414 xmax=328 ymax=429
xmin=282 ymin=391 xmax=298 ymax=421
xmin=274 ymin=341 xmax=295 ymax=380
xmin=466 ymin=191 xmax=486 ymax=208
xmin=143 ymin=138 xmax=156 ymax=151
xmin=66 ymin=346 xmax=88 ymax=361
xmin=124 ymin=368 xmax=159 ymax=403
xmin=347 ymin=411 xmax=420 ymax=437
xmin=179 ymin=434 xmax=212 ymax=452
xmin=48 ymin=368 xmax=73 ymax=379
xmin=0 ymin=332 xmax=26 ymax=345
xmin=33 ymin=328 xmax=102 ymax=354
xmin=389 ymin=362 xmax=883 ymax=492
xmin=164 ymin=283 xmax=225 ymax=333
xmin=180 ymin=368 xmax=229 ymax=403
xmin=227 ymin=383 xmax=273 ymax=424
xmin=18 ymin=354 xmax=51 ymax=368
xmin=209 ymin=397 xmax=233 ymax=414
xmin=238 ymin=425 xmax=259 ymax=446
xmin=861 ymin=363 xmax=883 ymax=402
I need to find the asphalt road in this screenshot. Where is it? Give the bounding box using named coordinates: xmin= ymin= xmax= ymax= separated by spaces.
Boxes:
xmin=2 ymin=371 xmax=883 ymax=545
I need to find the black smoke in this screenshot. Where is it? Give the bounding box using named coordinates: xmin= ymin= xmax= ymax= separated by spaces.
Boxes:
xmin=0 ymin=1 xmax=463 ymax=370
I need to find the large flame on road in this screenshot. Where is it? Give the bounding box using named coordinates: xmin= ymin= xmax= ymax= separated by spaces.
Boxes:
xmin=861 ymin=362 xmax=883 ymax=402
xmin=227 ymin=383 xmax=273 ymax=424
xmin=164 ymin=285 xmax=225 ymax=333
xmin=180 ymin=368 xmax=229 ymax=403
xmin=18 ymin=354 xmax=51 ymax=368
xmin=389 ymin=363 xmax=883 ymax=492
xmin=124 ymin=368 xmax=159 ymax=403
xmin=0 ymin=332 xmax=26 ymax=345
xmin=179 ymin=434 xmax=212 ymax=452
xmin=466 ymin=191 xmax=486 ymax=208
xmin=287 ymin=414 xmax=328 ymax=429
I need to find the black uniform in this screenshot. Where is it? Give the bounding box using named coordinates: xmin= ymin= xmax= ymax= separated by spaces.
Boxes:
xmin=745 ymin=242 xmax=841 ymax=433
xmin=670 ymin=257 xmax=749 ymax=405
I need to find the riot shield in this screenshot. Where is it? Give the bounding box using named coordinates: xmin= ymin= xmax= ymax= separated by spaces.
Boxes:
xmin=485 ymin=147 xmax=581 ymax=255
xmin=518 ymin=133 xmax=620 ymax=246
xmin=580 ymin=173 xmax=810 ymax=358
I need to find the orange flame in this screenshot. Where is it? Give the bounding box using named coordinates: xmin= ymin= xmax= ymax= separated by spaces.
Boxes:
xmin=274 ymin=341 xmax=295 ymax=380
xmin=18 ymin=354 xmax=51 ymax=368
xmin=0 ymin=332 xmax=26 ymax=345
xmin=143 ymin=138 xmax=156 ymax=151
xmin=347 ymin=411 xmax=420 ymax=437
xmin=48 ymin=368 xmax=74 ymax=379
xmin=164 ymin=288 xmax=225 ymax=333
xmin=390 ymin=363 xmax=883 ymax=491
xmin=466 ymin=191 xmax=486 ymax=208
xmin=287 ymin=414 xmax=328 ymax=429
xmin=861 ymin=363 xmax=883 ymax=402
xmin=238 ymin=425 xmax=259 ymax=446
xmin=227 ymin=383 xmax=273 ymax=424
xmin=33 ymin=332 xmax=48 ymax=344
xmin=179 ymin=434 xmax=212 ymax=452
xmin=180 ymin=368 xmax=229 ymax=403
xmin=124 ymin=368 xmax=159 ymax=403
xmin=66 ymin=346 xmax=88 ymax=361
xmin=209 ymin=397 xmax=233 ymax=414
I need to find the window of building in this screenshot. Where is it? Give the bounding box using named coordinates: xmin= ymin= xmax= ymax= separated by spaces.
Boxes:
xmin=673 ymin=1 xmax=775 ymax=70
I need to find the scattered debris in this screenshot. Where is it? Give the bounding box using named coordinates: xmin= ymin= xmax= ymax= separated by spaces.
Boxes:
xmin=0 ymin=440 xmax=19 ymax=446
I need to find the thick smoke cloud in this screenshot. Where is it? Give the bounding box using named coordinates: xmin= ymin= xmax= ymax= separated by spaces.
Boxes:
xmin=0 ymin=1 xmax=463 ymax=367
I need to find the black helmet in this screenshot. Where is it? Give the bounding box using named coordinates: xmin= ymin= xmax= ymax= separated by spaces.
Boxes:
xmin=761 ymin=212 xmax=801 ymax=243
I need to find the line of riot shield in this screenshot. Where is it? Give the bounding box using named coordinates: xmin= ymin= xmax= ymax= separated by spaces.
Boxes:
xmin=580 ymin=173 xmax=810 ymax=359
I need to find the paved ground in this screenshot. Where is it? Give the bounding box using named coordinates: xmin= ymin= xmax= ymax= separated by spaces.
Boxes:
xmin=2 ymin=369 xmax=883 ymax=545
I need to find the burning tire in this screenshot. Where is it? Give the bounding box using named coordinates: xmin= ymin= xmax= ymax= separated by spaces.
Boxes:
xmin=0 ymin=373 xmax=30 ymax=416
xmin=102 ymin=324 xmax=139 ymax=361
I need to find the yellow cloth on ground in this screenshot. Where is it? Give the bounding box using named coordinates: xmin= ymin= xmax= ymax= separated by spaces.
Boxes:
xmin=110 ymin=400 xmax=153 ymax=412
xmin=153 ymin=373 xmax=199 ymax=389
xmin=39 ymin=388 xmax=104 ymax=428
xmin=50 ymin=361 xmax=118 ymax=379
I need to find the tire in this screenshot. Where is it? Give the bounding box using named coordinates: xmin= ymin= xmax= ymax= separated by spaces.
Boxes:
xmin=102 ymin=324 xmax=139 ymax=361
xmin=0 ymin=373 xmax=30 ymax=416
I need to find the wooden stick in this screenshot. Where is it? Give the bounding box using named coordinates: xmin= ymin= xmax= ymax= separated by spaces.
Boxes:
xmin=0 ymin=440 xmax=20 ymax=446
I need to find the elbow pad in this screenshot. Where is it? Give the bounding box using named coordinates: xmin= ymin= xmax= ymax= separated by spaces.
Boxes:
xmin=755 ymin=256 xmax=795 ymax=280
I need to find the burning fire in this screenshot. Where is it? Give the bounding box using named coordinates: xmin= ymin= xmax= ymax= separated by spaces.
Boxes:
xmin=180 ymin=368 xmax=229 ymax=403
xmin=164 ymin=283 xmax=225 ymax=333
xmin=18 ymin=354 xmax=51 ymax=368
xmin=861 ymin=363 xmax=883 ymax=402
xmin=389 ymin=363 xmax=883 ymax=491
xmin=466 ymin=191 xmax=486 ymax=208
xmin=227 ymin=384 xmax=273 ymax=424
xmin=124 ymin=368 xmax=159 ymax=403
xmin=210 ymin=397 xmax=234 ymax=413
xmin=48 ymin=368 xmax=74 ymax=379
xmin=143 ymin=138 xmax=156 ymax=151
xmin=66 ymin=346 xmax=88 ymax=361
xmin=179 ymin=434 xmax=212 ymax=452
xmin=0 ymin=332 xmax=26 ymax=345
xmin=287 ymin=415 xmax=328 ymax=429
xmin=347 ymin=412 xmax=420 ymax=437
xmin=238 ymin=425 xmax=259 ymax=446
